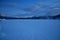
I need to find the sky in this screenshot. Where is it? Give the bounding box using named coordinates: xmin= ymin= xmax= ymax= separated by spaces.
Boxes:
xmin=0 ymin=0 xmax=60 ymax=17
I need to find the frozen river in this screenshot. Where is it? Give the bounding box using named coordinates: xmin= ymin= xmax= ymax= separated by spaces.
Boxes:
xmin=0 ymin=20 xmax=60 ymax=40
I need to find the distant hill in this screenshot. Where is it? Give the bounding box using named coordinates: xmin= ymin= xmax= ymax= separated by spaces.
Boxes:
xmin=0 ymin=14 xmax=60 ymax=19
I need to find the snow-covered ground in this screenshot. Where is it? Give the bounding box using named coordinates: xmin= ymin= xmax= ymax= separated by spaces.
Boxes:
xmin=0 ymin=20 xmax=60 ymax=40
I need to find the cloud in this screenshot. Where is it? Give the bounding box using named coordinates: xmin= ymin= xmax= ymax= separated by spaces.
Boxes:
xmin=0 ymin=1 xmax=60 ymax=17
xmin=22 ymin=1 xmax=60 ymax=16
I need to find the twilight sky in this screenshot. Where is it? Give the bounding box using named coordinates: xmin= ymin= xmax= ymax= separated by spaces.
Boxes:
xmin=0 ymin=0 xmax=60 ymax=17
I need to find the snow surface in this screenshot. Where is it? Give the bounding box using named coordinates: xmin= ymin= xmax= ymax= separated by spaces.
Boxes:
xmin=0 ymin=20 xmax=60 ymax=40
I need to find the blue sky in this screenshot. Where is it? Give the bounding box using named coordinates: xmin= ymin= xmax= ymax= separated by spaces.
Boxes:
xmin=0 ymin=0 xmax=60 ymax=17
